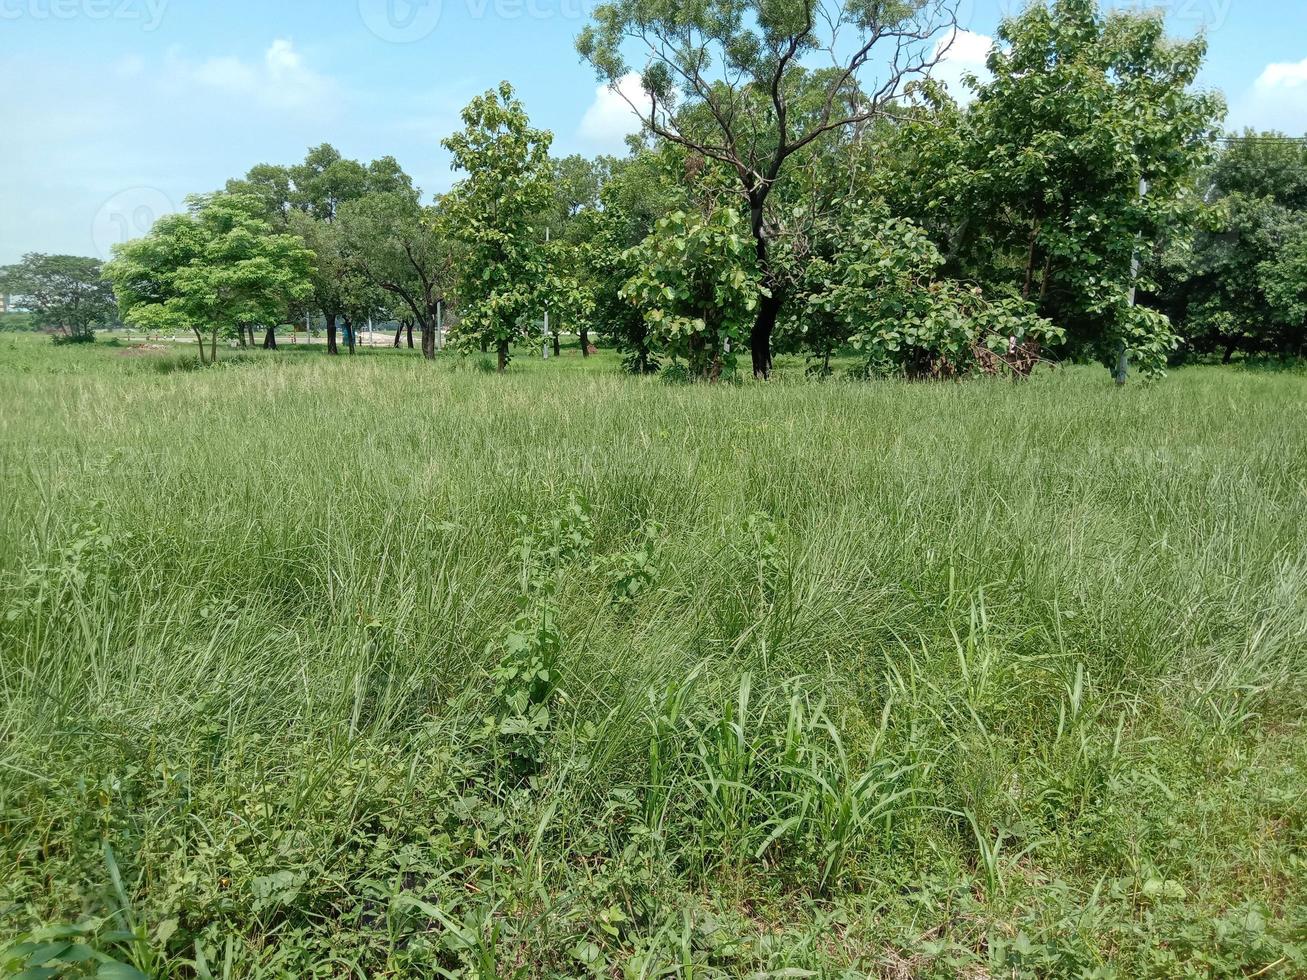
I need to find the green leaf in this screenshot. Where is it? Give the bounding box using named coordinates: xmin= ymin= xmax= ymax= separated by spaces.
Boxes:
xmin=96 ymin=965 xmax=150 ymax=980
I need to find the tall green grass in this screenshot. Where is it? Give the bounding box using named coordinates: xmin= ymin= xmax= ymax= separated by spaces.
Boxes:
xmin=2 ymin=336 xmax=1305 ymax=976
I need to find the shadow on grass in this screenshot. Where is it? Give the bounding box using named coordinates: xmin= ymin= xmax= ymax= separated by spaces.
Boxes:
xmin=138 ymin=344 xmax=429 ymax=374
xmin=1230 ymin=356 xmax=1307 ymax=375
xmin=140 ymin=352 xmax=262 ymax=374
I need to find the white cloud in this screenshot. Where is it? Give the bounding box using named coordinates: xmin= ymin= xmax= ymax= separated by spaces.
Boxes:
xmin=1255 ymin=57 xmax=1307 ymax=92
xmin=930 ymin=28 xmax=993 ymax=102
xmin=578 ymin=72 xmax=645 ymax=153
xmin=1229 ymin=56 xmax=1307 ymax=135
xmin=169 ymin=39 xmax=336 ymax=114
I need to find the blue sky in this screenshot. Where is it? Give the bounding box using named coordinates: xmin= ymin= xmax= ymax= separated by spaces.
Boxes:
xmin=2 ymin=0 xmax=1306 ymax=264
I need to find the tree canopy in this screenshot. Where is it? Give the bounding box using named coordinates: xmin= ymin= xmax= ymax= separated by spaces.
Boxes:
xmin=441 ymin=82 xmax=554 ymax=373
xmin=578 ymin=0 xmax=961 ymax=377
xmin=1150 ymin=133 xmax=1307 ymax=360
xmin=105 ymin=193 xmax=315 ymax=364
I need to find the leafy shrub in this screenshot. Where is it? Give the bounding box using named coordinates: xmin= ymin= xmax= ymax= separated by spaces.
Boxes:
xmin=657 ymin=362 xmax=692 ymax=385
xmin=800 ymin=204 xmax=1063 ymax=378
xmin=621 ymin=208 xmax=761 ymax=382
xmin=488 ymin=493 xmax=594 ymax=776
xmin=599 ymin=521 xmax=664 ymax=608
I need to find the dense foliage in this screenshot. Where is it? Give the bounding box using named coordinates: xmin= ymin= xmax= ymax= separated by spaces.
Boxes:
xmin=795 ymin=204 xmax=1062 ymax=378
xmin=1150 ymin=134 xmax=1307 ymax=360
xmin=104 ymin=194 xmax=315 ymax=364
xmin=577 ymin=0 xmax=958 ymax=378
xmin=876 ymin=0 xmax=1223 ymax=380
xmin=229 ymin=144 xmax=414 ymax=353
xmin=620 ymin=207 xmax=761 ymax=381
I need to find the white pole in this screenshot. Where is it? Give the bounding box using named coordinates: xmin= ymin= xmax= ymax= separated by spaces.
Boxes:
xmin=368 ymin=316 xmax=374 ymax=347
xmin=436 ymin=300 xmax=443 ymax=350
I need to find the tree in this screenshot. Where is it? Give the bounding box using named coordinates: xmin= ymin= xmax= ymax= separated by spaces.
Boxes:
xmin=584 ymin=147 xmax=689 ymax=373
xmin=1150 ymin=133 xmax=1307 ymax=360
xmin=0 ymin=254 xmax=116 ymax=342
xmin=224 ymin=163 xmax=294 ymax=227
xmin=578 ymin=0 xmax=959 ymax=377
xmin=621 ymin=207 xmax=761 ymax=381
xmin=105 ymin=193 xmax=315 ymax=365
xmin=546 ymin=155 xmax=609 ymax=245
xmin=544 ymin=243 xmax=597 ymax=358
xmin=886 ymin=0 xmax=1223 ymax=380
xmin=800 ymin=203 xmax=1061 ymax=378
xmin=1260 ymin=224 xmax=1307 ymax=357
xmin=288 ymin=212 xmax=350 ymax=355
xmin=338 ymin=263 xmax=390 ymax=355
xmin=228 ymin=146 xmax=415 ymax=355
xmin=545 ymin=154 xmax=611 ymax=355
xmin=339 ymin=191 xmax=457 ymax=360
xmin=442 ymin=82 xmax=554 ymax=373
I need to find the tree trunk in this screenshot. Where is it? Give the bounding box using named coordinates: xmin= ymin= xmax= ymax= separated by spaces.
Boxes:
xmin=552 ymin=331 xmax=560 ymax=357
xmin=421 ymin=318 xmax=436 ymax=360
xmin=262 ymin=326 xmax=277 ymax=350
xmin=326 ymin=313 xmax=338 ymax=355
xmin=407 ymin=321 xmax=415 ymax=349
xmin=248 ymin=324 xmax=257 ymax=347
xmin=748 ymin=193 xmax=779 ymax=379
xmin=579 ymin=326 xmax=590 ymax=356
xmin=496 ymin=338 xmax=508 ymax=373
xmin=1222 ymin=341 xmax=1236 ymax=364
xmin=750 ymin=291 xmax=781 ymax=379
xmin=210 ymin=327 xmax=219 ymax=364
xmin=344 ymin=317 xmax=356 ymax=355
xmin=393 ymin=322 xmax=404 ymax=348
xmin=1022 ymin=222 xmax=1040 ymax=301
xmin=480 ymin=337 xmax=489 ymax=354
xmin=193 ymin=327 xmax=207 ymax=365
xmin=689 ymin=328 xmax=709 ymax=381
xmin=635 ymin=325 xmax=653 ymax=374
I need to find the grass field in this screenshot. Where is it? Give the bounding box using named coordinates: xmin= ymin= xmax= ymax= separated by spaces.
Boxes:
xmin=2 ymin=334 xmax=1305 ymax=977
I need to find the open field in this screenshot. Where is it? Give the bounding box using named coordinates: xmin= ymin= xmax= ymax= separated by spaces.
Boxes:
xmin=2 ymin=336 xmax=1305 ymax=976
